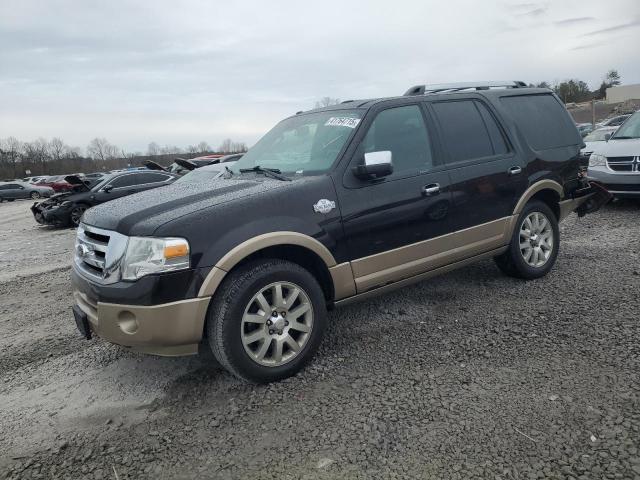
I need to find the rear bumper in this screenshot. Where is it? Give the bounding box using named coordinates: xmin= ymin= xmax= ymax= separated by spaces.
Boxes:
xmin=73 ymin=289 xmax=211 ymax=356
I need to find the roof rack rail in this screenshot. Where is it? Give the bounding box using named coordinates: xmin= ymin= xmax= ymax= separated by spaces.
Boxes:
xmin=404 ymin=81 xmax=527 ymax=96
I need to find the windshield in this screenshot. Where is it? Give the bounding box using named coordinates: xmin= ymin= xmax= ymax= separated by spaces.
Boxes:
xmin=175 ymin=166 xmax=226 ymax=184
xmin=612 ymin=112 xmax=640 ymax=139
xmin=231 ymin=110 xmax=364 ymax=175
xmin=584 ymin=129 xmax=614 ymax=142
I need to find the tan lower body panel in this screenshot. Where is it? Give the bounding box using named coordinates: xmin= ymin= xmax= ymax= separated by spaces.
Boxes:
xmin=74 ymin=291 xmax=211 ymax=356
xmin=351 ymin=217 xmax=513 ymax=293
xmin=335 ymin=246 xmax=508 ymax=307
xmin=558 ymin=195 xmax=592 ymax=222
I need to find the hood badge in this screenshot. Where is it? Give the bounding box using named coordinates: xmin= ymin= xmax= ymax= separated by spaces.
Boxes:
xmin=313 ymin=199 xmax=336 ymax=214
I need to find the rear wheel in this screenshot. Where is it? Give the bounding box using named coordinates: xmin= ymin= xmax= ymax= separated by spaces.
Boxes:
xmin=206 ymin=259 xmax=327 ymax=383
xmin=30 ymin=191 xmax=41 ymax=199
xmin=494 ymin=200 xmax=559 ymax=279
xmin=70 ymin=205 xmax=87 ymax=227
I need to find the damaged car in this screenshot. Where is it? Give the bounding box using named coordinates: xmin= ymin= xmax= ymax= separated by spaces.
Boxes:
xmin=32 ymin=170 xmax=176 ymax=227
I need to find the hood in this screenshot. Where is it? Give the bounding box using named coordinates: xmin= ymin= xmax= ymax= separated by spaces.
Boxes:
xmin=64 ymin=175 xmax=91 ymax=192
xmin=591 ymin=138 xmax=640 ymax=156
xmin=82 ymin=175 xmax=299 ymax=235
xmin=581 ymin=141 xmax=602 ymax=153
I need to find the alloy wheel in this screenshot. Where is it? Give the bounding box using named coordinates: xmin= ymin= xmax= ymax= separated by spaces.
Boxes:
xmin=519 ymin=212 xmax=553 ymax=267
xmin=241 ymin=281 xmax=314 ymax=367
xmin=31 ymin=191 xmax=41 ymax=199
xmin=70 ymin=206 xmax=86 ymax=226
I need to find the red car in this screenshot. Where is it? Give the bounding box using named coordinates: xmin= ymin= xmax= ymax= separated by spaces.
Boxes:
xmin=35 ymin=175 xmax=73 ymax=192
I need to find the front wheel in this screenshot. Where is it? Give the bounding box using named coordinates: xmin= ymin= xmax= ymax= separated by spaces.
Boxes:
xmin=494 ymin=200 xmax=559 ymax=279
xmin=70 ymin=205 xmax=87 ymax=227
xmin=30 ymin=191 xmax=41 ymax=199
xmin=206 ymin=259 xmax=327 ymax=383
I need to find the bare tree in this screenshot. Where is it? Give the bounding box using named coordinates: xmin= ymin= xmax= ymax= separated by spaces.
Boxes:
xmin=147 ymin=141 xmax=160 ymax=156
xmin=314 ymin=97 xmax=341 ymax=109
xmin=24 ymin=138 xmax=50 ymax=174
xmin=186 ymin=144 xmax=199 ymax=154
xmin=197 ymin=141 xmax=210 ymax=153
xmin=87 ymin=138 xmax=111 ymax=161
xmin=48 ymin=137 xmax=65 ymax=162
xmin=0 ymin=137 xmax=23 ymax=178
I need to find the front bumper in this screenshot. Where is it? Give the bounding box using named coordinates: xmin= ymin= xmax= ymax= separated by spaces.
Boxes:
xmin=587 ymin=167 xmax=640 ymax=197
xmin=71 ymin=265 xmax=212 ymax=356
xmin=31 ymin=202 xmax=72 ymax=226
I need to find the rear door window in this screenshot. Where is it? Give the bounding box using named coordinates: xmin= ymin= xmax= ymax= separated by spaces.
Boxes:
xmin=431 ymin=100 xmax=499 ymax=163
xmin=500 ymin=94 xmax=580 ymax=149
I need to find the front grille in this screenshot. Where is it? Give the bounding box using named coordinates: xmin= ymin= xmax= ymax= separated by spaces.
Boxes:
xmin=607 ymin=156 xmax=639 ymax=173
xmin=74 ymin=224 xmax=129 ymax=284
xmin=76 ymin=227 xmax=110 ymax=278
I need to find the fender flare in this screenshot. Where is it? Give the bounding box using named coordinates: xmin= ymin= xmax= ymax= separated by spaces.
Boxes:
xmin=512 ymin=179 xmax=563 ymax=216
xmin=197 ymin=232 xmax=339 ymax=297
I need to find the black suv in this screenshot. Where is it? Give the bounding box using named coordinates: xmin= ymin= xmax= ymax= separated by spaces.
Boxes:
xmin=32 ymin=170 xmax=176 ymax=227
xmin=71 ymin=82 xmax=606 ymax=383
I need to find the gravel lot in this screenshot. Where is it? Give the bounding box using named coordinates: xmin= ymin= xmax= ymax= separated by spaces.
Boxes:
xmin=1 ymin=198 xmax=639 ymax=479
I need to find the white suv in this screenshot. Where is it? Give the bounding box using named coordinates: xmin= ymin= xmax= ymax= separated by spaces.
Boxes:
xmin=588 ymin=111 xmax=640 ymax=198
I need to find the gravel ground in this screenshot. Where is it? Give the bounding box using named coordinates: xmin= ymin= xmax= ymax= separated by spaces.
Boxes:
xmin=0 ymin=198 xmax=639 ymax=479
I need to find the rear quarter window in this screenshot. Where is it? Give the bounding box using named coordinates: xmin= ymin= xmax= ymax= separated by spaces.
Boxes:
xmin=500 ymin=94 xmax=580 ymax=150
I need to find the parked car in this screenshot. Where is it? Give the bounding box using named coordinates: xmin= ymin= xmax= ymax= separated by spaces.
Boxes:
xmin=0 ymin=181 xmax=54 ymax=202
xmin=588 ymin=110 xmax=640 ymax=198
xmin=596 ymin=114 xmax=632 ymax=128
xmin=71 ymin=81 xmax=608 ymax=383
xmin=35 ymin=175 xmax=74 ymax=192
xmin=32 ymin=170 xmax=176 ymax=227
xmin=22 ymin=176 xmax=46 ymax=184
xmin=580 ymin=126 xmax=618 ymax=162
xmin=172 ymin=161 xmax=238 ymax=184
xmin=576 ymin=123 xmax=594 ymax=137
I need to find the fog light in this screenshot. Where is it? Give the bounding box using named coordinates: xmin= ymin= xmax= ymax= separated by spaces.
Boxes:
xmin=117 ymin=310 xmax=139 ymax=335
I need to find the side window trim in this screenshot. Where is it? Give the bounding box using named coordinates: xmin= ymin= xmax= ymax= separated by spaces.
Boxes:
xmin=473 ymin=99 xmax=513 ymax=155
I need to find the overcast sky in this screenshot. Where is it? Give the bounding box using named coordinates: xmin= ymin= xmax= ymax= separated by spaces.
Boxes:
xmin=1 ymin=0 xmax=639 ymax=153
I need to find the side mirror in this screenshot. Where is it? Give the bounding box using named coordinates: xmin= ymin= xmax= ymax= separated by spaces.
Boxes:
xmin=352 ymin=151 xmax=393 ymax=179
xmin=102 ymin=185 xmax=113 ymax=193
xmin=604 ymin=133 xmax=612 ymax=141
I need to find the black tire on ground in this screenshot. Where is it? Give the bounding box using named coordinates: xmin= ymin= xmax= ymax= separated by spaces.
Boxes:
xmin=206 ymin=258 xmax=327 ymax=383
xmin=494 ymin=200 xmax=560 ymax=280
xmin=30 ymin=191 xmax=41 ymax=199
xmin=7 ymin=198 xmax=15 ymax=202
xmin=70 ymin=205 xmax=87 ymax=227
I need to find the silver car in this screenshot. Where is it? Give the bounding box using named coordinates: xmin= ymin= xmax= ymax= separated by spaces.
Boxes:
xmin=0 ymin=181 xmax=55 ymax=202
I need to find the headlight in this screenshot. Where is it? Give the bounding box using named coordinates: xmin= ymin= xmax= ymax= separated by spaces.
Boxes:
xmin=121 ymin=237 xmax=190 ymax=281
xmin=588 ymin=154 xmax=606 ymax=167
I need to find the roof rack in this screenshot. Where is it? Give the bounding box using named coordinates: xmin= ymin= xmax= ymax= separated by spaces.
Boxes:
xmin=403 ymin=81 xmax=527 ymax=96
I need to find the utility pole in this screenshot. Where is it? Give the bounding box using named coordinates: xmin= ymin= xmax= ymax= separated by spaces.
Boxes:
xmin=591 ymin=99 xmax=596 ymax=129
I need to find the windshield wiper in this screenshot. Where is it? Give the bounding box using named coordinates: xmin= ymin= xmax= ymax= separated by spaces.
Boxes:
xmin=239 ymin=166 xmax=291 ymax=181
xmin=611 ymin=136 xmax=637 ymax=139
xmin=224 ymin=165 xmax=234 ymax=176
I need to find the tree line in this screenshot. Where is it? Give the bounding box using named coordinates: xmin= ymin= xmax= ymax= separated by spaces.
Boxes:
xmin=529 ymin=69 xmax=621 ymax=104
xmin=0 ymin=137 xmax=248 ymax=180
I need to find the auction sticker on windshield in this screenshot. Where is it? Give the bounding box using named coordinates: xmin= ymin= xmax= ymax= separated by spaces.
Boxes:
xmin=325 ymin=117 xmax=361 ymax=128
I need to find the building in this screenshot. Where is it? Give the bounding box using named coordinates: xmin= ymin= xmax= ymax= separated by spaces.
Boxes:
xmin=606 ymin=84 xmax=640 ymax=104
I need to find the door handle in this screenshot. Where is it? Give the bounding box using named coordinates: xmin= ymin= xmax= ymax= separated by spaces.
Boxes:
xmin=422 ymin=183 xmax=440 ymax=196
xmin=508 ymin=166 xmax=522 ymax=175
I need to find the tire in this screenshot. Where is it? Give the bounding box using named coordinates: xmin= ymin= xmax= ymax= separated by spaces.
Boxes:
xmin=7 ymin=198 xmax=15 ymax=202
xmin=70 ymin=205 xmax=87 ymax=227
xmin=206 ymin=259 xmax=327 ymax=383
xmin=494 ymin=200 xmax=559 ymax=280
xmin=30 ymin=191 xmax=41 ymax=199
